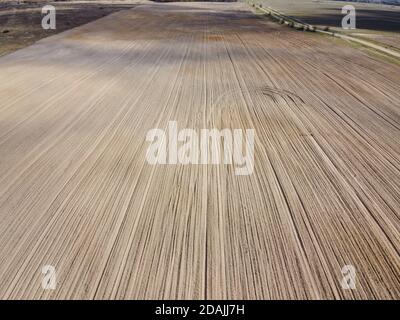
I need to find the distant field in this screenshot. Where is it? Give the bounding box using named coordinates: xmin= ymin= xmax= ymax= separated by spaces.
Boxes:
xmin=341 ymin=0 xmax=400 ymax=4
xmin=256 ymin=0 xmax=400 ymax=50
xmin=0 ymin=1 xmax=143 ymax=57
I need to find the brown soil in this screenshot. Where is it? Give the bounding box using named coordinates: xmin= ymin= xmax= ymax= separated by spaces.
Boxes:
xmin=0 ymin=2 xmax=399 ymax=299
xmin=0 ymin=1 xmax=143 ymax=57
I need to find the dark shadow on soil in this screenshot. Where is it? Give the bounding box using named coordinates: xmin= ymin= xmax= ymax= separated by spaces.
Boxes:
xmin=290 ymin=8 xmax=400 ymax=32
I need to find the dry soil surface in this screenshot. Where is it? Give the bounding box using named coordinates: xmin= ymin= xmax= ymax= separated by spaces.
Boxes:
xmin=0 ymin=2 xmax=399 ymax=299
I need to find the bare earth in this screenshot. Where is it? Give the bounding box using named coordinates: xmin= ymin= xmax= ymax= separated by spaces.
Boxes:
xmin=0 ymin=2 xmax=399 ymax=299
xmin=0 ymin=0 xmax=143 ymax=57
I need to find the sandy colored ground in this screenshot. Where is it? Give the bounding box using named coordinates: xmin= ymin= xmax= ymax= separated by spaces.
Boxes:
xmin=0 ymin=2 xmax=399 ymax=299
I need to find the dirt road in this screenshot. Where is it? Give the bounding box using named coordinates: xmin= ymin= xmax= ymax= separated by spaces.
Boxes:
xmin=0 ymin=2 xmax=399 ymax=299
